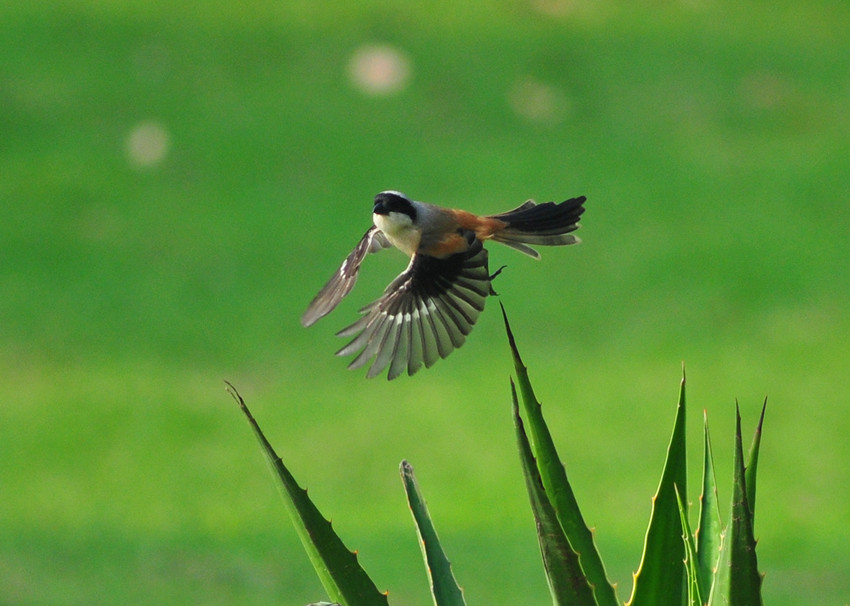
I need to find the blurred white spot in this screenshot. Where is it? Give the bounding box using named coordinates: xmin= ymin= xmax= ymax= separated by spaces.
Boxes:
xmin=737 ymin=72 xmax=794 ymax=111
xmin=126 ymin=121 xmax=170 ymax=168
xmin=348 ymin=44 xmax=411 ymax=96
xmin=529 ymin=0 xmax=575 ymax=17
xmin=508 ymin=78 xmax=571 ymax=124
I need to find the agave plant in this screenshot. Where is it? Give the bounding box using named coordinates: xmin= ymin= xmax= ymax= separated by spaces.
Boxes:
xmin=227 ymin=304 xmax=766 ymax=606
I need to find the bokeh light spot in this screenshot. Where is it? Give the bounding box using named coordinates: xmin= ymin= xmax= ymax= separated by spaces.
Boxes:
xmin=529 ymin=0 xmax=576 ymax=17
xmin=508 ymin=77 xmax=571 ymax=124
xmin=347 ymin=44 xmax=412 ymax=96
xmin=125 ymin=121 xmax=170 ymax=168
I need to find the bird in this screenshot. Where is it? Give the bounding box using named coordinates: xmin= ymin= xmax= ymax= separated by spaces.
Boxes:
xmin=301 ymin=190 xmax=585 ymax=380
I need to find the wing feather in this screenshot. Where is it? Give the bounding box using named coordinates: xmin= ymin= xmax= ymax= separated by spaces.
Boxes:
xmin=420 ymin=297 xmax=454 ymax=361
xmin=301 ymin=227 xmax=390 ymax=327
xmin=406 ymin=301 xmax=426 ymax=376
xmin=367 ymin=313 xmax=403 ymax=379
xmin=336 ymin=232 xmax=492 ymax=379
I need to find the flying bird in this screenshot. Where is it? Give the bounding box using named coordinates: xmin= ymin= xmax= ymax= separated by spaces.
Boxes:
xmin=302 ymin=191 xmax=585 ymax=379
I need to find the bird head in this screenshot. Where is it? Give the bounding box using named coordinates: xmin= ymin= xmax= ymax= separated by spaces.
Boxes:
xmin=373 ymin=191 xmax=417 ymax=222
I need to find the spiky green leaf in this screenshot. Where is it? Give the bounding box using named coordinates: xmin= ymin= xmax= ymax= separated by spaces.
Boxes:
xmin=695 ymin=411 xmax=723 ymax=599
xmin=512 ymin=381 xmax=596 ymax=606
xmin=400 ymin=460 xmax=466 ymax=606
xmin=675 ymin=484 xmax=704 ymax=606
xmin=708 ymin=405 xmax=765 ymax=606
xmin=728 ymin=405 xmax=763 ymax=605
xmin=227 ymin=383 xmax=389 ymax=606
xmin=501 ymin=303 xmax=618 ymax=606
xmin=744 ymin=400 xmax=767 ymax=521
xmin=626 ymin=373 xmax=687 ymax=606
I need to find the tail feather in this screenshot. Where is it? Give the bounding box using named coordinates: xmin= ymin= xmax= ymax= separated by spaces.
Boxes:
xmin=488 ymin=195 xmax=585 ymax=257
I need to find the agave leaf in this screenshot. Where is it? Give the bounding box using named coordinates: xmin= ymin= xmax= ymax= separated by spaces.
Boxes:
xmin=501 ymin=303 xmax=619 ymax=606
xmin=626 ymin=373 xmax=687 ymax=606
xmin=400 ymin=461 xmax=466 ymax=606
xmin=708 ymin=524 xmax=730 ymax=605
xmin=707 ymin=404 xmax=765 ymax=606
xmin=227 ymin=383 xmax=389 ymax=606
xmin=727 ymin=405 xmax=764 ymax=604
xmin=512 ymin=381 xmax=596 ymax=606
xmin=744 ymin=399 xmax=767 ymax=522
xmin=695 ymin=411 xmax=723 ymax=599
xmin=675 ymin=484 xmax=704 ymax=606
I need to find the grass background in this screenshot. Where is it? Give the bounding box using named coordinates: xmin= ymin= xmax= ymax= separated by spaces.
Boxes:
xmin=2 ymin=1 xmax=848 ymax=604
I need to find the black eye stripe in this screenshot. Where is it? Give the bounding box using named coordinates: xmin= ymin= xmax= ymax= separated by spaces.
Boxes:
xmin=374 ymin=191 xmax=417 ymax=220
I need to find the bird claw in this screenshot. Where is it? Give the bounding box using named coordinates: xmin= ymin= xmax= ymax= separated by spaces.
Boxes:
xmin=488 ymin=265 xmax=507 ymax=296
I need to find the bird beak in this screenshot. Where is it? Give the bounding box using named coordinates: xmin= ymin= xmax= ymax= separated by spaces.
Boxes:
xmin=373 ymin=201 xmax=387 ymax=215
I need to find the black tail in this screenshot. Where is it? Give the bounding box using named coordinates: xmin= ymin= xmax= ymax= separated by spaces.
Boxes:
xmin=488 ymin=196 xmax=585 ymax=258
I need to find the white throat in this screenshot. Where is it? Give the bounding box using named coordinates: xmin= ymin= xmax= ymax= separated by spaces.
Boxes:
xmin=374 ymin=211 xmax=419 ymax=256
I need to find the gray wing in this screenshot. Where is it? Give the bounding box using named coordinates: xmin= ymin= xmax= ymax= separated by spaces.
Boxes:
xmin=335 ymin=232 xmax=492 ymax=380
xmin=301 ymin=227 xmax=391 ymax=327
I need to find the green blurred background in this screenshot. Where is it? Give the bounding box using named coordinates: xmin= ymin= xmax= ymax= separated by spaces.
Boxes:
xmin=2 ymin=1 xmax=848 ymax=604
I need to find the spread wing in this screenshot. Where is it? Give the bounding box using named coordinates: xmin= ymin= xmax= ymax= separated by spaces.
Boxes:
xmin=335 ymin=231 xmax=492 ymax=380
xmin=301 ymin=226 xmax=391 ymax=327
